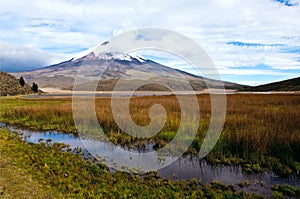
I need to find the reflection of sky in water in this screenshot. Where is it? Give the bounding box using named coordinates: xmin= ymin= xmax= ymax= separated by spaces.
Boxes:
xmin=1 ymin=122 xmax=300 ymax=196
xmin=82 ymin=138 xmax=176 ymax=172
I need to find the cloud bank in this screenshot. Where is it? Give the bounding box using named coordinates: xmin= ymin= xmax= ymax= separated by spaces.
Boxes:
xmin=0 ymin=41 xmax=69 ymax=72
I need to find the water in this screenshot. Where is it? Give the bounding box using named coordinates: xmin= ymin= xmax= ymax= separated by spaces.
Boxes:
xmin=1 ymin=122 xmax=300 ymax=196
xmin=24 ymin=90 xmax=235 ymax=99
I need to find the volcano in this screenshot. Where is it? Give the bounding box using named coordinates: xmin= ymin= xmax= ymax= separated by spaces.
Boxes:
xmin=12 ymin=51 xmax=247 ymax=91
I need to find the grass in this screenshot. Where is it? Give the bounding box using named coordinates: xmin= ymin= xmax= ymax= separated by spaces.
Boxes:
xmin=271 ymin=184 xmax=300 ymax=198
xmin=0 ymin=153 xmax=60 ymax=198
xmin=0 ymin=94 xmax=300 ymax=176
xmin=0 ymin=129 xmax=264 ymax=198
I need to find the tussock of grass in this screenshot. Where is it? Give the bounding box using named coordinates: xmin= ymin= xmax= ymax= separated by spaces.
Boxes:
xmin=271 ymin=184 xmax=300 ymax=197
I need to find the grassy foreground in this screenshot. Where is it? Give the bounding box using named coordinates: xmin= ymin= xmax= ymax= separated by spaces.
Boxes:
xmin=0 ymin=129 xmax=264 ymax=198
xmin=1 ymin=94 xmax=300 ymax=176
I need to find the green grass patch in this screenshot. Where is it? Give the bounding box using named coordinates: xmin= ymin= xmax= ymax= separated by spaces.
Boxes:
xmin=271 ymin=184 xmax=300 ymax=197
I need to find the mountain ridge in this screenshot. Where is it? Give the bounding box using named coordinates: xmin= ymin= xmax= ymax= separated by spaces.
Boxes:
xmin=241 ymin=77 xmax=300 ymax=91
xmin=11 ymin=52 xmax=247 ymax=91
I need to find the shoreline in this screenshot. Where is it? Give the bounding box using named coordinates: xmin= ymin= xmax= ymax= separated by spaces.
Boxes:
xmin=36 ymin=87 xmax=300 ymax=96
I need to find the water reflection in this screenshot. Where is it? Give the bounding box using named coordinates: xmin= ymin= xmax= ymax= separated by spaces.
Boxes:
xmin=1 ymin=122 xmax=299 ymax=196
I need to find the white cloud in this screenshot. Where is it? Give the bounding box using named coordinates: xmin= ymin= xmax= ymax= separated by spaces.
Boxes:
xmin=0 ymin=0 xmax=299 ymax=84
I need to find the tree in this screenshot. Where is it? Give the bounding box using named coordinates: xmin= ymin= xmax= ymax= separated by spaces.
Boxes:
xmin=19 ymin=76 xmax=25 ymax=87
xmin=31 ymin=83 xmax=38 ymax=92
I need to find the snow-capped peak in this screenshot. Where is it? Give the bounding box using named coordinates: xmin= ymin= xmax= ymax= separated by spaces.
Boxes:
xmin=71 ymin=43 xmax=147 ymax=63
xmin=128 ymin=52 xmax=147 ymax=62
xmin=71 ymin=45 xmax=98 ymax=61
xmin=95 ymin=52 xmax=147 ymax=62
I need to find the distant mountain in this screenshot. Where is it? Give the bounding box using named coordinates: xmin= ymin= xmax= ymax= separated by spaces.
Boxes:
xmin=0 ymin=71 xmax=36 ymax=96
xmin=12 ymin=52 xmax=247 ymax=91
xmin=241 ymin=77 xmax=300 ymax=91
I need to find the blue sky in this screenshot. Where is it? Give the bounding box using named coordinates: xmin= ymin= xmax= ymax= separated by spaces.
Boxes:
xmin=0 ymin=0 xmax=300 ymax=85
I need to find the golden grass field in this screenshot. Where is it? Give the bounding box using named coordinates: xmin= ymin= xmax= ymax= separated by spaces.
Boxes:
xmin=1 ymin=93 xmax=300 ymax=175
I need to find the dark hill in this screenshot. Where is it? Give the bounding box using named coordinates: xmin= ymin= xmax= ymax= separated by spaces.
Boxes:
xmin=241 ymin=77 xmax=300 ymax=91
xmin=0 ymin=71 xmax=36 ymax=96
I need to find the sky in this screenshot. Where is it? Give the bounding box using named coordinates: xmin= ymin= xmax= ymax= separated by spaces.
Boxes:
xmin=0 ymin=0 xmax=300 ymax=85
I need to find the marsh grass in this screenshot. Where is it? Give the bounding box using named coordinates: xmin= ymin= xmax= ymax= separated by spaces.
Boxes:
xmin=271 ymin=184 xmax=300 ymax=197
xmin=0 ymin=129 xmax=263 ymax=198
xmin=1 ymin=94 xmax=300 ymax=175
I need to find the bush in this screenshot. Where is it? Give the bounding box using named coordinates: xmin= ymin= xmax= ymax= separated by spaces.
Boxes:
xmin=19 ymin=76 xmax=25 ymax=87
xmin=31 ymin=83 xmax=38 ymax=92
